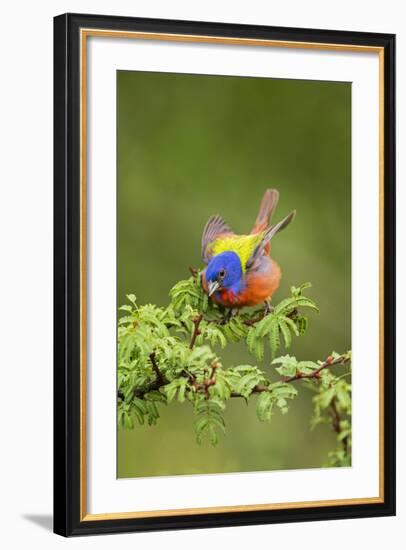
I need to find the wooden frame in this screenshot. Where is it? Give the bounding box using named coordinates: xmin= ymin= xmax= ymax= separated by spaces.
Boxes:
xmin=54 ymin=12 xmax=396 ymax=536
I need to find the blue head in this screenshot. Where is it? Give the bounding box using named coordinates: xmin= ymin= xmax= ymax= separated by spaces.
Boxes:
xmin=205 ymin=251 xmax=245 ymax=297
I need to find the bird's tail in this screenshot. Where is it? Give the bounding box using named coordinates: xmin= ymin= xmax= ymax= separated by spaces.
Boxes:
xmin=251 ymin=189 xmax=280 ymax=234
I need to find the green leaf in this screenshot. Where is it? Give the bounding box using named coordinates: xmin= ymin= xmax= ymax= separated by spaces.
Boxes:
xmin=336 ymin=387 xmax=351 ymax=409
xmin=292 ymin=297 xmax=319 ymax=312
xmin=177 ymin=379 xmax=187 ymax=403
xmin=118 ymin=315 xmax=134 ymax=325
xmin=232 ymin=365 xmax=257 ymax=373
xmin=194 ymin=399 xmax=226 ymax=446
xmin=195 ymin=417 xmax=209 ymax=441
xmin=256 ymin=391 xmax=274 ymax=422
xmin=163 ymin=378 xmax=188 ymax=403
xmin=119 ymin=305 xmax=133 ymax=313
xmin=297 ymin=360 xmax=319 ymax=374
xmin=204 ymin=324 xmax=227 ymax=348
xmin=272 ymin=355 xmax=298 ymax=367
xmin=290 ymin=282 xmax=312 ymax=298
xmin=235 ymin=373 xmax=263 ymax=398
xmin=283 ymin=316 xmax=300 ymax=336
xmin=207 ymin=414 xmax=226 ymax=433
xmin=274 ymin=297 xmax=296 ymax=315
xmin=296 ymin=315 xmax=308 ymax=335
xmin=318 ymin=387 xmax=336 ymax=409
xmin=246 ymin=327 xmax=258 ymax=354
xmin=269 ymin=381 xmax=298 ymax=399
xmin=255 ymin=314 xmax=274 ymax=338
xmin=273 ymin=354 xmax=298 ymax=377
xmin=145 ymin=390 xmax=167 ymax=403
xmin=279 ymin=319 xmax=292 ymax=348
xmin=253 ymin=338 xmax=264 ymax=362
xmin=126 ymin=294 xmax=137 ymax=306
xmin=276 ymin=398 xmax=289 ymax=414
xmin=269 ymin=318 xmax=280 ymax=356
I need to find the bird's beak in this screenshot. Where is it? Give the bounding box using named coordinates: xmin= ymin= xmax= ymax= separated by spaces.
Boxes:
xmin=208 ymin=280 xmax=220 ymax=297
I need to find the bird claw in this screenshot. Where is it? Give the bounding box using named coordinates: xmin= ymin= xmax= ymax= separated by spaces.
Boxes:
xmin=221 ymin=309 xmax=235 ymax=324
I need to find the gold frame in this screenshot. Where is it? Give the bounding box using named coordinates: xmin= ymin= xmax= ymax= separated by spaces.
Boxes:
xmin=79 ymin=28 xmax=385 ymax=522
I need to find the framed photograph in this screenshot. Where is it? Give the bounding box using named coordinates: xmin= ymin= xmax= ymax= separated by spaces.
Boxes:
xmin=54 ymin=13 xmax=396 ymax=536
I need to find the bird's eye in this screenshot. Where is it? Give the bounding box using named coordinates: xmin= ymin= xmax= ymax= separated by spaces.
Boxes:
xmin=219 ymin=269 xmax=226 ymax=279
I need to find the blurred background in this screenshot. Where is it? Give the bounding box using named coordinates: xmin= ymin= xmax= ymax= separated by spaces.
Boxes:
xmin=117 ymin=70 xmax=351 ymax=478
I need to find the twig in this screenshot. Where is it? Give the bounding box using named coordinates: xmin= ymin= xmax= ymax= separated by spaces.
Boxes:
xmin=189 ymin=314 xmax=204 ymax=349
xmin=199 ymin=303 xmax=292 ymax=328
xmin=192 ymin=378 xmax=216 ymax=399
xmin=243 ymin=315 xmax=265 ymax=327
xmin=120 ymin=356 xmax=169 ymax=400
xmin=282 ymin=354 xmax=349 ymax=383
xmin=230 ymin=384 xmax=269 ymax=398
xmin=230 ymin=355 xmax=349 ymax=398
xmin=117 ymin=379 xmax=162 ymax=401
xmin=242 ymin=307 xmax=298 ymax=326
xmin=329 ymin=397 xmax=341 ymax=433
xmin=149 ymin=352 xmax=167 ymax=385
xmin=329 ymin=396 xmax=350 ymax=455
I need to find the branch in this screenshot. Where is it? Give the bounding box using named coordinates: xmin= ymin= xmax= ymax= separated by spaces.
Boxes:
xmin=150 ymin=352 xmax=167 ymax=385
xmin=118 ymin=354 xmax=350 ymax=402
xmin=118 ymin=274 xmax=351 ymax=458
xmin=282 ymin=354 xmax=349 ymax=383
xmin=190 ymin=314 xmax=204 ymax=349
xmin=117 ymin=354 xmax=167 ymax=402
xmin=242 ymin=308 xmax=298 ymax=327
xmin=201 ymin=305 xmax=298 ymax=328
xmin=183 ymin=361 xmax=220 ymax=399
xmin=230 ymin=384 xmax=269 ymax=398
xmin=329 ymin=396 xmax=350 ymax=455
xmin=229 ymin=354 xmax=349 ymax=399
xmin=117 ymin=379 xmax=161 ymax=402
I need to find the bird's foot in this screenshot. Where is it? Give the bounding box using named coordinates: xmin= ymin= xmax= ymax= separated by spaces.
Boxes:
xmin=220 ymin=309 xmax=235 ymax=325
xmin=264 ymin=300 xmax=274 ymax=316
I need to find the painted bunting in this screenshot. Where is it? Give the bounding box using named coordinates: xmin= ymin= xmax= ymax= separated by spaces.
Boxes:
xmin=201 ymin=189 xmax=295 ymax=309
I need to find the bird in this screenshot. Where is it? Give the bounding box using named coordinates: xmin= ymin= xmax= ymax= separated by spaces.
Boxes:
xmin=201 ymin=189 xmax=295 ymax=310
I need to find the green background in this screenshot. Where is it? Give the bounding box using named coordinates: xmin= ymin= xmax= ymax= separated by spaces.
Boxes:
xmin=117 ymin=70 xmax=351 ymax=478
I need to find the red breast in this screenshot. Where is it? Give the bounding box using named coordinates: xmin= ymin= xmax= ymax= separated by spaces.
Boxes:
xmin=202 ymin=258 xmax=281 ymax=308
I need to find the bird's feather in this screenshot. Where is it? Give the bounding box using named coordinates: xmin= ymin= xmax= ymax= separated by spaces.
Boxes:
xmin=201 ymin=215 xmax=233 ymax=263
xmin=210 ymin=233 xmax=264 ymax=272
xmin=251 ymin=188 xmax=280 ymax=234
xmin=246 ymin=210 xmax=296 ymax=269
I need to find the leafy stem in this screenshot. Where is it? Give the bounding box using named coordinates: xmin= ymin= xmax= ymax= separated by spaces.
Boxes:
xmin=117 ymin=272 xmax=351 ymax=467
xmin=282 ymin=354 xmax=350 ymax=383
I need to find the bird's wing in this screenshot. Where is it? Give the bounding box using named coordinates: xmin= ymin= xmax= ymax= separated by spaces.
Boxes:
xmin=210 ymin=233 xmax=263 ymax=272
xmin=246 ymin=210 xmax=296 ymax=269
xmin=201 ymin=215 xmax=233 ymax=263
xmin=251 ymin=188 xmax=280 ymax=234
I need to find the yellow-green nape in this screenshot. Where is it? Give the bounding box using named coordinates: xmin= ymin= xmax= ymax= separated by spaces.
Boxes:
xmin=210 ymin=233 xmax=264 ymax=271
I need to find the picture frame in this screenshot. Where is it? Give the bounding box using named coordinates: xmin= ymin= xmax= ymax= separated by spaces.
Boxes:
xmin=53 ymin=12 xmax=396 ymax=536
